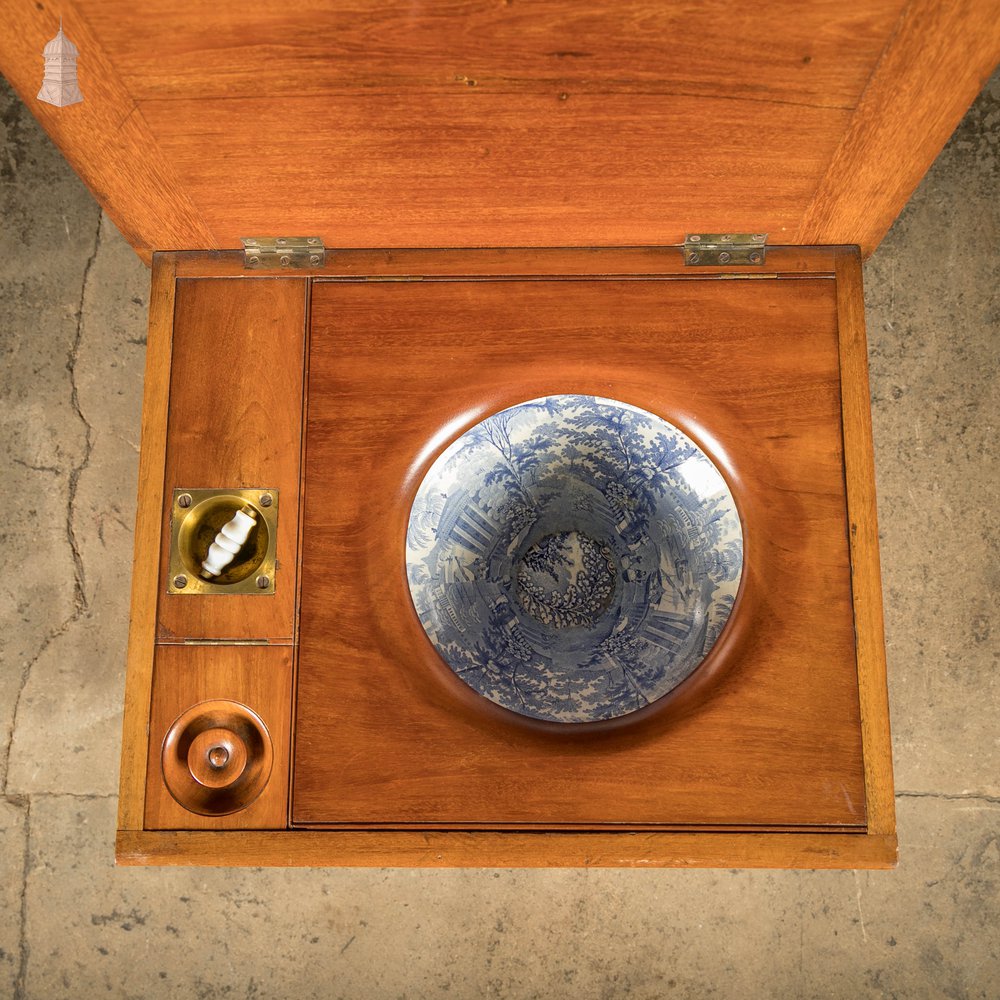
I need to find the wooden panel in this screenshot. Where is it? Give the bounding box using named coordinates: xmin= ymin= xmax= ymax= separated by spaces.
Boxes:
xmin=117 ymin=829 xmax=897 ymax=869
xmin=2 ymin=1 xmax=993 ymax=255
xmin=85 ymin=0 xmax=903 ymax=109
xmin=836 ymin=251 xmax=896 ymax=835
xmin=138 ymin=93 xmax=847 ymax=251
xmin=144 ymin=644 xmax=293 ymax=830
xmin=293 ymin=274 xmax=866 ymax=828
xmin=157 ymin=278 xmax=307 ymax=643
xmin=798 ymin=0 xmax=1000 ymax=254
xmin=117 ymin=255 xmax=176 ymax=830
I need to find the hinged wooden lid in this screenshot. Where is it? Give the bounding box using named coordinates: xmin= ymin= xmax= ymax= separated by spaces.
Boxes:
xmin=1 ymin=0 xmax=997 ymax=263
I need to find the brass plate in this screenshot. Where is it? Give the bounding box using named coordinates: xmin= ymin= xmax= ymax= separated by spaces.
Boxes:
xmin=167 ymin=488 xmax=278 ymax=596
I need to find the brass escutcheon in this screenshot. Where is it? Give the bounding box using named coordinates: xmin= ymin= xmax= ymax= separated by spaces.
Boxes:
xmin=167 ymin=488 xmax=278 ymax=595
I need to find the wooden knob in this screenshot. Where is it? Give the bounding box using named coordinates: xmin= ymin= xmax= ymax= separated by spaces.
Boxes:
xmin=161 ymin=700 xmax=273 ymax=816
xmin=187 ymin=727 xmax=248 ymax=789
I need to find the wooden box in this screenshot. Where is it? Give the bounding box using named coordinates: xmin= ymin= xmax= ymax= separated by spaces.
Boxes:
xmin=2 ymin=0 xmax=997 ymax=868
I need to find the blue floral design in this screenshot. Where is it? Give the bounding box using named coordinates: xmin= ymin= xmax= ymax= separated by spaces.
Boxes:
xmin=406 ymin=395 xmax=743 ymax=722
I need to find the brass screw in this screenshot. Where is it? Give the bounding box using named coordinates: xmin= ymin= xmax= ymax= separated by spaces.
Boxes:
xmin=688 ymin=234 xmax=701 ymax=242
xmin=173 ymin=575 xmax=188 ymax=589
xmin=688 ymin=252 xmax=700 ymax=264
xmin=259 ymin=493 xmax=273 ymax=508
xmin=177 ymin=493 xmax=193 ymax=509
xmin=309 ymin=254 xmax=322 ymax=266
xmin=247 ymin=256 xmax=260 ymax=268
xmin=256 ymin=575 xmax=270 ymax=590
xmin=279 ymin=254 xmax=291 ymax=266
xmin=718 ymin=251 xmax=732 ymax=264
xmin=749 ymin=251 xmax=762 ymax=264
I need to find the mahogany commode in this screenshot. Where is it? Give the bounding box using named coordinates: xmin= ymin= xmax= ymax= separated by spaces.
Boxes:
xmin=2 ymin=0 xmax=995 ymax=868
xmin=119 ymin=246 xmax=894 ymax=867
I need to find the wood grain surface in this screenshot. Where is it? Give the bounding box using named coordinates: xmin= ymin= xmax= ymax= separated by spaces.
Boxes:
xmin=835 ymin=251 xmax=896 ymax=835
xmin=293 ymin=273 xmax=867 ymax=828
xmin=798 ymin=0 xmax=1000 ymax=254
xmin=138 ymin=92 xmax=847 ymax=251
xmin=3 ymin=0 xmax=994 ymax=257
xmin=118 ymin=829 xmax=897 ymax=869
xmin=156 ymin=278 xmax=307 ymax=643
xmin=85 ymin=0 xmax=902 ymax=109
xmin=117 ymin=255 xmax=176 ymax=830
xmin=144 ymin=644 xmax=293 ymax=830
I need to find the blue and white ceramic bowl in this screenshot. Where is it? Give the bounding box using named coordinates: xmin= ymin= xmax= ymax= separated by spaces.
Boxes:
xmin=405 ymin=395 xmax=743 ymax=723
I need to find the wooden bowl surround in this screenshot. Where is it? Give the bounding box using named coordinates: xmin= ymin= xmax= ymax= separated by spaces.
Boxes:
xmin=293 ymin=268 xmax=862 ymax=829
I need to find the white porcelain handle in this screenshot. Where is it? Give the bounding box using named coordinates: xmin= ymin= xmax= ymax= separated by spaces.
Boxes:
xmin=201 ymin=507 xmax=257 ymax=579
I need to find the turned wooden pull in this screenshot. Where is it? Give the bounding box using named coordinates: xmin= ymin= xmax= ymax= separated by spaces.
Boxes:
xmin=161 ymin=700 xmax=273 ymax=816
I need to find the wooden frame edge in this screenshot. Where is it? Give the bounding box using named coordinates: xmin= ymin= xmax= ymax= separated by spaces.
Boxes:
xmin=0 ymin=4 xmax=217 ymax=263
xmin=116 ymin=829 xmax=897 ymax=869
xmin=164 ymin=245 xmax=841 ymax=279
xmin=835 ymin=248 xmax=896 ymax=839
xmin=116 ymin=253 xmax=176 ymax=830
xmin=797 ymin=0 xmax=1000 ymax=256
xmin=286 ymin=279 xmax=313 ymax=827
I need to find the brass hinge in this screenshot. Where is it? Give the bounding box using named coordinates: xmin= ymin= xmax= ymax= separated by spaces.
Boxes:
xmin=242 ymin=237 xmax=326 ymax=269
xmin=683 ymin=233 xmax=767 ymax=266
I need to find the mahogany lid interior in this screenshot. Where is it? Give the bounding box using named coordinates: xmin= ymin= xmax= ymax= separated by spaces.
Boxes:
xmin=0 ymin=0 xmax=996 ymax=262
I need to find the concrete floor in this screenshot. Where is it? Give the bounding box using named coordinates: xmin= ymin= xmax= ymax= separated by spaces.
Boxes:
xmin=1 ymin=69 xmax=998 ymax=998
